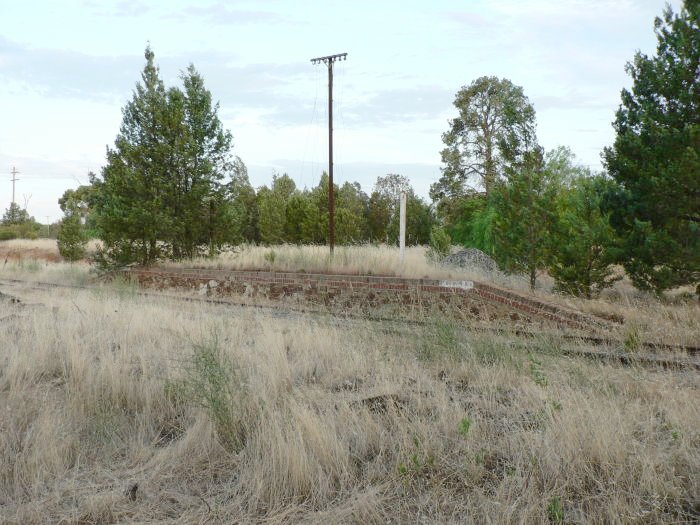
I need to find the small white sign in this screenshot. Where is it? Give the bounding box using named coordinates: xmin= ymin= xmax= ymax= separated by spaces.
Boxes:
xmin=439 ymin=280 xmax=474 ymax=290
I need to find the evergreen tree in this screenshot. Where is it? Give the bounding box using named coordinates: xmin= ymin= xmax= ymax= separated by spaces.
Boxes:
xmin=2 ymin=203 xmax=29 ymax=225
xmin=493 ymin=147 xmax=556 ymax=290
xmin=335 ymin=182 xmax=368 ymax=244
xmin=91 ymin=47 xmax=238 ymax=264
xmin=603 ymin=0 xmax=700 ymax=293
xmin=57 ymin=214 xmax=87 ymax=262
xmin=548 ymin=176 xmax=620 ymax=298
xmin=257 ymin=175 xmax=298 ymax=245
xmin=228 ymin=157 xmax=258 ymax=243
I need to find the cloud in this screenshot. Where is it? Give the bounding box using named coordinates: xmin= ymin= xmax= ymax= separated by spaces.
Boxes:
xmin=0 ymin=37 xmax=141 ymax=102
xmin=171 ymin=2 xmax=286 ymax=25
xmin=340 ymin=86 xmax=454 ymax=127
xmin=81 ymin=0 xmax=152 ymax=18
xmin=0 ymin=37 xmax=310 ymax=116
xmin=533 ymin=94 xmax=613 ymax=111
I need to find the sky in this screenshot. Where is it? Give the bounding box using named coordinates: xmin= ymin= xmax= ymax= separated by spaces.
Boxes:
xmin=0 ymin=0 xmax=681 ymax=223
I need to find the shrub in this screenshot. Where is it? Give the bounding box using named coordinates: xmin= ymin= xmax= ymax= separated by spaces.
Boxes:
xmin=165 ymin=334 xmax=249 ymax=452
xmin=427 ymin=226 xmax=451 ymax=262
xmin=57 ymin=214 xmax=87 ymax=262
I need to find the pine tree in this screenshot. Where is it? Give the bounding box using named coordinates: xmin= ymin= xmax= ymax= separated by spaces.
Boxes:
xmin=57 ymin=214 xmax=87 ymax=262
xmin=91 ymin=48 xmax=239 ymax=265
xmin=548 ymin=176 xmax=620 ymax=298
xmin=603 ymin=0 xmax=699 ymax=293
xmin=2 ymin=203 xmax=30 ymax=225
xmin=493 ymin=148 xmax=556 ymax=290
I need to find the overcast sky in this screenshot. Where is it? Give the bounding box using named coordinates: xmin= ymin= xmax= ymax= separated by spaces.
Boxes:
xmin=0 ymin=0 xmax=679 ymax=222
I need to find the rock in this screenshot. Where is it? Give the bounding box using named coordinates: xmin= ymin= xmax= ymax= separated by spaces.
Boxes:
xmin=441 ymin=248 xmax=500 ymax=274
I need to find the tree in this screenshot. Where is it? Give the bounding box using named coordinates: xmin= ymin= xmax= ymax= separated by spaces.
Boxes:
xmin=335 ymin=181 xmax=368 ymax=244
xmin=602 ymin=1 xmax=700 ymax=293
xmin=301 ymin=173 xmax=332 ymax=244
xmin=548 ymin=175 xmax=620 ymax=298
xmin=91 ymin=47 xmax=239 ymax=264
xmin=59 ymin=184 xmax=98 ymax=236
xmin=256 ymin=174 xmax=298 ymax=244
xmin=57 ymin=214 xmax=87 ymax=262
xmin=228 ymin=157 xmax=258 ymax=243
xmin=2 ymin=203 xmax=30 ymax=225
xmin=171 ymin=65 xmax=237 ymax=257
xmin=493 ymin=147 xmax=557 ymax=290
xmin=92 ymin=46 xmax=171 ymax=265
xmin=431 ymin=76 xmax=537 ymax=226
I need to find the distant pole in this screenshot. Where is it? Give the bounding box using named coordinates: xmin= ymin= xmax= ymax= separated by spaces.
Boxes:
xmin=10 ymin=166 xmax=20 ymax=205
xmin=45 ymin=216 xmax=50 ymax=238
xmin=310 ymin=52 xmax=347 ymax=255
xmin=399 ymin=191 xmax=407 ymax=261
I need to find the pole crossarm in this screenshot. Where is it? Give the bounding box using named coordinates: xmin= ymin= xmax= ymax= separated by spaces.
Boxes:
xmin=310 ymin=53 xmax=347 ymax=65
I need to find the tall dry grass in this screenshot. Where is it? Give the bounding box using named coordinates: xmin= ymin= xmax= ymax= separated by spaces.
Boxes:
xmin=2 ymin=239 xmax=698 ymax=347
xmin=0 ymin=284 xmax=698 ymax=523
xmin=165 ymin=243 xmax=532 ymax=290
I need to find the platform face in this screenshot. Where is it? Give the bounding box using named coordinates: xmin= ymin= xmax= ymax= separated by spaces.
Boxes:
xmin=123 ymin=267 xmax=605 ymax=331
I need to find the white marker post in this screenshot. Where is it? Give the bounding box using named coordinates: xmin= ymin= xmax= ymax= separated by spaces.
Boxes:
xmin=399 ymin=191 xmax=406 ymax=261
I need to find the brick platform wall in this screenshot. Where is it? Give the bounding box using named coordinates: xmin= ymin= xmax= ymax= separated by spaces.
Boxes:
xmin=122 ymin=268 xmax=605 ymax=331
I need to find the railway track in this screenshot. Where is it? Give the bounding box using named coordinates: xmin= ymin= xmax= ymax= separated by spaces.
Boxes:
xmin=1 ymin=277 xmax=698 ymax=371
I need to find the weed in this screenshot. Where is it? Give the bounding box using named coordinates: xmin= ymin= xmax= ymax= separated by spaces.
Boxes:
xmin=548 ymin=400 xmax=563 ymax=412
xmin=458 ymin=417 xmax=472 ymax=436
xmin=417 ymin=320 xmax=461 ymax=361
xmin=623 ymin=324 xmax=641 ymax=352
xmin=529 ymin=355 xmax=548 ymax=387
xmin=264 ymin=249 xmax=277 ymax=265
xmin=471 ymin=337 xmax=519 ymax=367
xmin=547 ymin=496 xmax=565 ymax=523
xmin=165 ymin=333 xmax=248 ymax=452
xmin=110 ymin=273 xmax=139 ymax=298
xmin=15 ymin=258 xmax=42 ymax=272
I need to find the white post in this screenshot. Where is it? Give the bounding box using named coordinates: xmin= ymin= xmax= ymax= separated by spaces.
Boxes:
xmin=399 ymin=191 xmax=406 ymax=261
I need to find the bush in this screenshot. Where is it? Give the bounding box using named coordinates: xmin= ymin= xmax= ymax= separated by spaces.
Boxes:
xmin=0 ymin=227 xmax=18 ymax=241
xmin=165 ymin=334 xmax=249 ymax=452
xmin=427 ymin=226 xmax=451 ymax=262
xmin=57 ymin=214 xmax=87 ymax=262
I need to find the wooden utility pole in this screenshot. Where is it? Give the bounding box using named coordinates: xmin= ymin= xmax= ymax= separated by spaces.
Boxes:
xmin=10 ymin=166 xmax=19 ymax=205
xmin=399 ymin=191 xmax=406 ymax=261
xmin=310 ymin=52 xmax=347 ymax=254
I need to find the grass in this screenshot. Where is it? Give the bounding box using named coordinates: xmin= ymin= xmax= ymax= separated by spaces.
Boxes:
xmin=0 ymin=281 xmax=698 ymax=523
xmin=163 ymin=242 xmax=527 ymax=285
xmin=2 ymin=239 xmax=698 ymax=346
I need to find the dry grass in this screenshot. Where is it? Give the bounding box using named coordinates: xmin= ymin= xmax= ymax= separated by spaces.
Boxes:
xmin=1 ymin=281 xmax=698 ymax=523
xmin=2 ymin=240 xmax=698 ymax=347
xmin=164 ymin=243 xmax=525 ymax=284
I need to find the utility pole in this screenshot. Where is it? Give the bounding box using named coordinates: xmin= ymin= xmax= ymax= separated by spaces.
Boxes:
xmin=45 ymin=216 xmax=50 ymax=238
xmin=310 ymin=52 xmax=347 ymax=254
xmin=10 ymin=166 xmax=20 ymax=205
xmin=399 ymin=191 xmax=406 ymax=261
